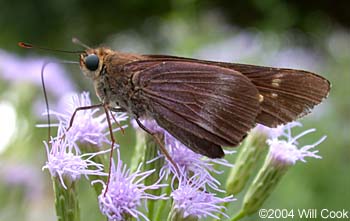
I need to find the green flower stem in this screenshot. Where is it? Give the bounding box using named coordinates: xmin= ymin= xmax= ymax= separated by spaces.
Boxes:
xmin=226 ymin=130 xmax=268 ymax=195
xmin=130 ymin=129 xmax=147 ymax=173
xmin=143 ymin=132 xmax=165 ymax=220
xmin=232 ymin=154 xmax=290 ymax=220
xmin=155 ymin=177 xmax=173 ymax=221
xmin=230 ymin=210 xmax=245 ymax=221
xmin=53 ymin=177 xmax=80 ymax=221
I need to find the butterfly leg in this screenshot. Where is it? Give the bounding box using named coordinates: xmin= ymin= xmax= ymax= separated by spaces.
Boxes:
xmin=102 ymin=104 xmax=117 ymax=196
xmin=135 ymin=118 xmax=180 ymax=176
xmin=67 ymin=103 xmax=104 ymax=132
xmin=109 ymin=107 xmax=127 ymax=134
xmin=59 ymin=103 xmax=104 ymax=141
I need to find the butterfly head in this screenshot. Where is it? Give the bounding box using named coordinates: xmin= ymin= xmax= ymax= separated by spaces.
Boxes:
xmin=79 ymin=48 xmax=113 ymax=79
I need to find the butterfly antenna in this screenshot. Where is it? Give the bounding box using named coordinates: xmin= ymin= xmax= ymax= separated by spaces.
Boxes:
xmin=18 ymin=42 xmax=84 ymax=54
xmin=72 ymin=37 xmax=91 ymax=49
xmin=40 ymin=60 xmax=79 ymax=141
xmin=18 ymin=41 xmax=81 ymax=141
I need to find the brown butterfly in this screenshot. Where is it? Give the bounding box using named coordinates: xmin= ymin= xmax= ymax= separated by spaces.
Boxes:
xmin=76 ymin=46 xmax=330 ymax=158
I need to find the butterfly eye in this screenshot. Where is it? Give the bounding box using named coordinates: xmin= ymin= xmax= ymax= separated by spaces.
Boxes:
xmin=85 ymin=54 xmax=99 ymax=71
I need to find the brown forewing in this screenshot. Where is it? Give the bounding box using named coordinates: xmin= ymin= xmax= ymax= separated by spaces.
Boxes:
xmin=142 ymin=55 xmax=331 ymax=127
xmin=126 ymin=60 xmax=260 ymax=158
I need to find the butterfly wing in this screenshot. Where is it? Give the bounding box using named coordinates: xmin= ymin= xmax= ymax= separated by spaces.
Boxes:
xmin=143 ymin=55 xmax=331 ymax=127
xmin=126 ymin=60 xmax=261 ymax=158
xmin=217 ymin=64 xmax=331 ymax=126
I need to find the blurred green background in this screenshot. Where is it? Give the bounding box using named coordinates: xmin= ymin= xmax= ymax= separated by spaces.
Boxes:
xmin=0 ymin=0 xmax=349 ymax=220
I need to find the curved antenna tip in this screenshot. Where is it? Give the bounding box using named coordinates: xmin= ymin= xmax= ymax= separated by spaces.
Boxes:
xmin=18 ymin=42 xmax=33 ymax=48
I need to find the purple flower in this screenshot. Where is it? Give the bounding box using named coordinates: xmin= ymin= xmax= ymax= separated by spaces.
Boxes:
xmin=42 ymin=137 xmax=107 ymax=189
xmin=133 ymin=119 xmax=233 ymax=191
xmin=253 ymin=122 xmax=303 ymax=139
xmin=49 ymin=92 xmax=128 ymax=149
xmin=171 ymin=174 xmax=235 ymax=220
xmin=0 ymin=49 xmax=74 ymax=97
xmin=160 ymin=132 xmax=233 ymax=191
xmin=267 ymin=127 xmax=326 ymax=166
xmin=95 ymin=149 xmax=167 ymax=221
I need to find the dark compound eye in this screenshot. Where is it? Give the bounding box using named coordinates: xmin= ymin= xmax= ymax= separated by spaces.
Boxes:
xmin=85 ymin=54 xmax=99 ymax=71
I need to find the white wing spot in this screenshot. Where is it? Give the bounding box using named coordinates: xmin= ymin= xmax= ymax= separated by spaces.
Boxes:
xmin=271 ymin=93 xmax=278 ymax=98
xmin=272 ymin=78 xmax=282 ymax=87
xmin=259 ymin=94 xmax=264 ymax=103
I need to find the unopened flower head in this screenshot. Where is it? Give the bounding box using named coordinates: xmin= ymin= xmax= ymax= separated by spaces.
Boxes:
xmin=171 ymin=174 xmax=235 ymax=220
xmin=161 ymin=132 xmax=233 ymax=191
xmin=42 ymin=137 xmax=106 ymax=189
xmin=96 ymin=149 xmax=167 ymax=221
xmin=50 ymin=92 xmax=127 ymax=148
xmin=267 ymin=126 xmax=326 ymax=166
